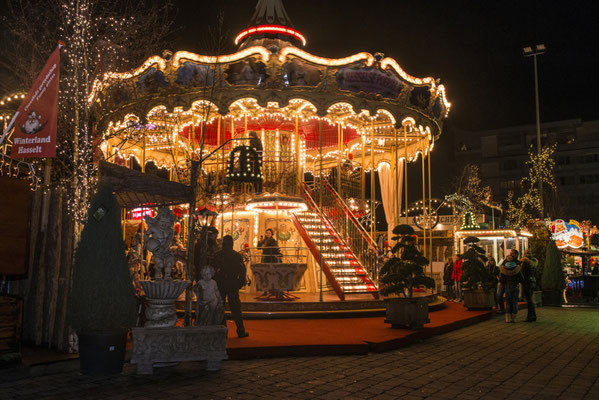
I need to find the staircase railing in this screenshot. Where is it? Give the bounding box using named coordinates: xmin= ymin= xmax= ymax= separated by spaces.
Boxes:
xmin=306 ymin=178 xmax=380 ymax=286
xmin=288 ymin=212 xmax=345 ymax=300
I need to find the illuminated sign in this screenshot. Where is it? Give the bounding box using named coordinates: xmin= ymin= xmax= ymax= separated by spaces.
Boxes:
xmin=550 ymin=219 xmax=584 ymax=249
xmin=130 ymin=208 xmax=155 ymax=220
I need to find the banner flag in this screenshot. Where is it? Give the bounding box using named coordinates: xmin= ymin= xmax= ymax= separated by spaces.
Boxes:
xmin=9 ymin=45 xmax=61 ymax=159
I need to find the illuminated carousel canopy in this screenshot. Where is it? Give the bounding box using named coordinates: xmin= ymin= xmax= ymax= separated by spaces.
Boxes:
xmin=246 ymin=194 xmax=308 ymax=213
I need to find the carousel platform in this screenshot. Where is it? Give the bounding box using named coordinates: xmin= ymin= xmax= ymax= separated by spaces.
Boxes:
xmin=224 ymin=301 xmax=494 ymax=359
xmin=176 ymin=291 xmax=446 ymax=319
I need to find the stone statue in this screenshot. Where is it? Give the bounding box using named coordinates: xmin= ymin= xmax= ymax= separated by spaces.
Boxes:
xmin=193 ymin=265 xmax=224 ymax=326
xmin=144 ymin=208 xmax=177 ymax=280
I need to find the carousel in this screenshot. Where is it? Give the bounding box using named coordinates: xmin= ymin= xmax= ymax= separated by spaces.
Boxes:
xmin=90 ymin=0 xmax=451 ymax=309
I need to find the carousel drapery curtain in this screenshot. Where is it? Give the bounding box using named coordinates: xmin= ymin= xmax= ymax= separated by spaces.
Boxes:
xmin=377 ymin=162 xmax=403 ymax=244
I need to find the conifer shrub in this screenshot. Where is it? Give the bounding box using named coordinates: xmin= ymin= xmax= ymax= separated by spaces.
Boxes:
xmin=459 ymin=236 xmax=495 ymax=290
xmin=67 ymin=183 xmax=138 ymax=332
xmin=541 ymin=240 xmax=566 ymax=292
xmin=379 ymin=224 xmax=435 ymax=298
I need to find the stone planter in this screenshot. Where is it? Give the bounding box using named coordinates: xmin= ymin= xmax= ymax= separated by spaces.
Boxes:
xmin=132 ymin=326 xmax=228 ymax=375
xmin=542 ymin=290 xmax=562 ymax=307
xmin=462 ymin=288 xmax=496 ymax=310
xmin=384 ymin=297 xmax=429 ymax=329
xmin=140 ymin=280 xmax=190 ymax=328
xmin=532 ymin=290 xmax=543 ymax=307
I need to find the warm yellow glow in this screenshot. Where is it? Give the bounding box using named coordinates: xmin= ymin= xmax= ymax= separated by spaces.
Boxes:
xmin=279 ymin=47 xmax=375 ymax=67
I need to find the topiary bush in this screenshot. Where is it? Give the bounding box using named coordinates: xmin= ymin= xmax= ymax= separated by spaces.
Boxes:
xmin=542 ymin=239 xmax=566 ymax=292
xmin=379 ymin=224 xmax=435 ymax=298
xmin=459 ymin=236 xmax=494 ymax=290
xmin=67 ymin=183 xmax=138 ymax=332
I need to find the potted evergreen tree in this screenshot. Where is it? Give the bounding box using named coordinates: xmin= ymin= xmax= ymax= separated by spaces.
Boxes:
xmin=459 ymin=236 xmax=496 ymax=309
xmin=380 ymin=225 xmax=435 ymax=329
xmin=67 ymin=183 xmax=138 ymax=375
xmin=541 ymin=240 xmax=566 ymax=306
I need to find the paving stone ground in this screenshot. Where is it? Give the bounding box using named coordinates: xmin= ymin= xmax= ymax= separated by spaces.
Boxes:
xmin=2 ymin=307 xmax=599 ymax=399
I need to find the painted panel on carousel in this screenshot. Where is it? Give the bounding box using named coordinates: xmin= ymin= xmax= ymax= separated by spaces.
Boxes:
xmin=335 ymin=63 xmax=403 ymax=99
xmin=136 ymin=68 xmax=169 ymax=93
xmin=176 ymin=62 xmax=215 ymax=87
xmin=550 ymin=219 xmax=584 ymax=249
xmin=224 ymin=60 xmax=267 ymax=86
xmin=409 ymin=86 xmax=432 ymax=109
xmin=223 ymin=218 xmax=251 ymax=252
xmin=432 ymin=97 xmax=443 ymax=119
xmin=107 ymin=82 xmax=133 ymax=108
xmin=282 ymin=59 xmax=321 ymax=87
xmin=265 ymin=219 xmax=301 ymax=248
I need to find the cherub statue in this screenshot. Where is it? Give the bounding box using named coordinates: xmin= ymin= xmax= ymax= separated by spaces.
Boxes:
xmin=193 ymin=265 xmax=224 ymax=326
xmin=144 ymin=208 xmax=177 ymax=280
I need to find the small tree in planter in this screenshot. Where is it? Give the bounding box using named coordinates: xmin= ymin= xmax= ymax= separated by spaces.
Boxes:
xmin=67 ymin=183 xmax=138 ymax=375
xmin=380 ymin=224 xmax=435 ymax=329
xmin=459 ymin=236 xmax=496 ymax=309
xmin=541 ymin=240 xmax=566 ymax=306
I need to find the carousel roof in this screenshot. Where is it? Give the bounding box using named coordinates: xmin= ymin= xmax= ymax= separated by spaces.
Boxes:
xmin=91 ymin=0 xmax=451 ymax=160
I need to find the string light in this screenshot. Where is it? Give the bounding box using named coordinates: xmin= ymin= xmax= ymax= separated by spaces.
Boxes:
xmin=506 ymin=145 xmax=557 ymax=228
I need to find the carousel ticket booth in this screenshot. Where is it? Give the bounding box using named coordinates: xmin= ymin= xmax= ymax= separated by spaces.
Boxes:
xmin=91 ymin=0 xmax=451 ymax=312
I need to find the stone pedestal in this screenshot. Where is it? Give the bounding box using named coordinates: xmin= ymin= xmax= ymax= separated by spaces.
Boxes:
xmin=140 ymin=280 xmax=190 ymax=328
xmin=131 ymin=326 xmax=228 ymax=375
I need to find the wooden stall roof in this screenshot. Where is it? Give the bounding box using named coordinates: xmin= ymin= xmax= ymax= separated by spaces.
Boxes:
xmin=99 ymin=161 xmax=192 ymax=208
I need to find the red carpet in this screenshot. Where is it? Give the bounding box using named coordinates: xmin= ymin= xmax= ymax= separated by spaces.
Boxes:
xmin=225 ymin=301 xmax=494 ymax=359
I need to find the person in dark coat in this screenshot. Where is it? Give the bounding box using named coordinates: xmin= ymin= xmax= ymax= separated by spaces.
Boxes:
xmin=520 ymin=250 xmax=538 ymax=322
xmin=257 ymin=228 xmax=281 ymax=263
xmin=443 ymin=257 xmax=454 ymax=299
xmin=499 ymin=251 xmax=524 ymax=323
xmin=486 ymin=257 xmax=500 ymax=309
xmin=213 ymin=235 xmax=249 ymax=338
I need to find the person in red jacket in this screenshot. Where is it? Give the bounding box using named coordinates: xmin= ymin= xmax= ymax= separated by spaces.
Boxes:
xmin=452 ymin=255 xmax=463 ymax=302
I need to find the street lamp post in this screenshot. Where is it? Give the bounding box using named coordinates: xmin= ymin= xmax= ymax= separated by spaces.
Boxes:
xmin=523 ymin=44 xmax=546 ymax=217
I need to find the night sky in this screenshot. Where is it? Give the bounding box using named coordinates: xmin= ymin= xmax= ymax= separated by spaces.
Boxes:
xmin=172 ymin=0 xmax=599 ymax=132
xmin=169 ymin=0 xmax=598 ymax=201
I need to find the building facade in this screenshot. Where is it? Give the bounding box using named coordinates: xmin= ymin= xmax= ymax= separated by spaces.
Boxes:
xmin=454 ymin=119 xmax=599 ymax=223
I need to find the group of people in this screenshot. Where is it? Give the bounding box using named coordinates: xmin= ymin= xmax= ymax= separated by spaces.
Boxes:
xmin=443 ymin=249 xmax=538 ymax=323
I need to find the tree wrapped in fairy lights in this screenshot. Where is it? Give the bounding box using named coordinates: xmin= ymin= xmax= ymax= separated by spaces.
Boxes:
xmin=506 ymin=145 xmax=558 ymax=228
xmin=2 ymin=0 xmax=174 ymax=221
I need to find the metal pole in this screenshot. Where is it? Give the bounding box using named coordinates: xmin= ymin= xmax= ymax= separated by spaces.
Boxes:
xmin=421 ymin=139 xmax=427 ymax=261
xmin=427 ymin=137 xmax=433 ymax=291
xmin=404 ymin=124 xmax=409 ymax=225
xmin=319 ymin=118 xmax=324 ymax=302
xmin=533 ymin=53 xmax=544 ymax=217
xmin=371 ymin=122 xmax=375 ymax=241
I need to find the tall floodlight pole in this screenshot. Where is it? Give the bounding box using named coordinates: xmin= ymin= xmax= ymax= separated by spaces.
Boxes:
xmin=523 ymin=44 xmax=546 ymax=217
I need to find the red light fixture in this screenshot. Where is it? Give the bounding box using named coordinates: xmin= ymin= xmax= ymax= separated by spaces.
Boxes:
xmin=235 ymin=25 xmax=307 ymax=46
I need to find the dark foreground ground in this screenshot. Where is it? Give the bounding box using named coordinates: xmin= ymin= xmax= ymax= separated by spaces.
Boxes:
xmin=2 ymin=307 xmax=599 ymax=399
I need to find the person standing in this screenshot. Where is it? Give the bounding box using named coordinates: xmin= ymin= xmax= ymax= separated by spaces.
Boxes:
xmin=452 ymin=255 xmax=463 ymax=302
xmin=443 ymin=257 xmax=454 ymax=299
xmin=258 ymin=228 xmax=281 ymax=263
xmin=499 ymin=250 xmax=524 ymax=323
xmin=486 ymin=257 xmax=500 ymax=310
xmin=213 ymin=235 xmax=249 ymax=338
xmin=521 ymin=250 xmax=538 ymax=322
